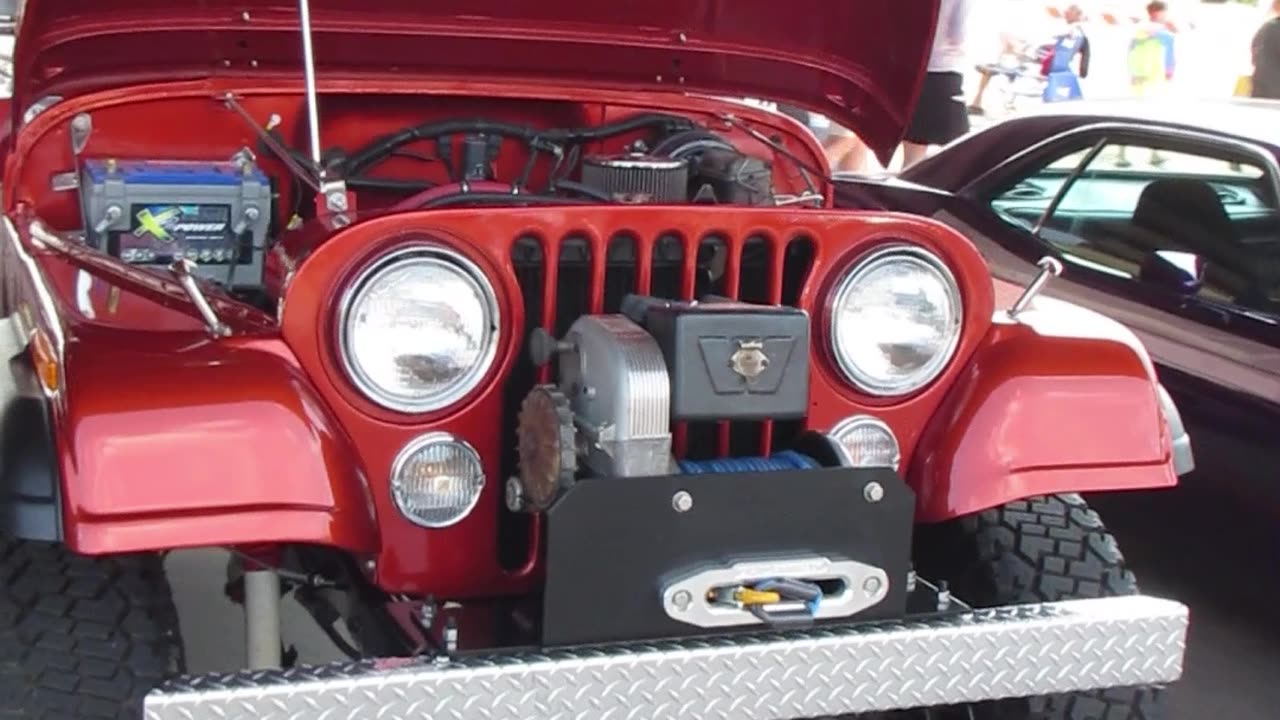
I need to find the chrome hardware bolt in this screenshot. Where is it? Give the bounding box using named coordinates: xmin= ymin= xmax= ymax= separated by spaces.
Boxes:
xmin=863 ymin=576 xmax=884 ymax=597
xmin=672 ymin=491 xmax=693 ymax=513
xmin=672 ymin=590 xmax=693 ymax=611
xmin=863 ymin=481 xmax=884 ymax=504
xmin=504 ymin=477 xmax=524 ymax=512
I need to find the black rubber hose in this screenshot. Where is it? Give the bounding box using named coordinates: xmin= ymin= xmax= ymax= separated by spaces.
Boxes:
xmin=344 ymin=113 xmax=694 ymax=177
xmin=421 ymin=192 xmax=591 ymax=209
xmin=345 ymin=177 xmax=435 ymax=191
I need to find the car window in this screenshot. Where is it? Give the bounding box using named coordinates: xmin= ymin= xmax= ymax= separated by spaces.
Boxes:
xmin=991 ymin=139 xmax=1280 ymax=319
xmin=1043 ymin=146 xmax=1265 ymax=179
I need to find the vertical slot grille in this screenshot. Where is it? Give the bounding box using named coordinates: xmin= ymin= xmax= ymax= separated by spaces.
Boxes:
xmin=502 ymin=228 xmax=817 ymax=566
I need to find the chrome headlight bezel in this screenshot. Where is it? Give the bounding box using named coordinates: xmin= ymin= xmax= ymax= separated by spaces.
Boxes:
xmin=337 ymin=244 xmax=500 ymax=414
xmin=828 ymin=244 xmax=963 ymax=397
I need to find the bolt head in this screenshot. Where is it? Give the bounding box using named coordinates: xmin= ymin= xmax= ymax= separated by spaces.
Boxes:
xmin=672 ymin=590 xmax=693 ymax=611
xmin=862 ymin=576 xmax=884 ymax=597
xmin=327 ymin=192 xmax=349 ymax=211
xmin=505 ymin=477 xmax=524 ymax=512
xmin=863 ymin=481 xmax=884 ymax=503
xmin=672 ymin=490 xmax=693 ymax=513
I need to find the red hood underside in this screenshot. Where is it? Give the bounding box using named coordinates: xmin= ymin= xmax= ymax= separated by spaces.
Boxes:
xmin=12 ymin=0 xmax=938 ymax=164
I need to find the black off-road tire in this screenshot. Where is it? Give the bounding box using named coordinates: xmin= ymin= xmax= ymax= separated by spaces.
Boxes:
xmin=916 ymin=493 xmax=1164 ymax=720
xmin=0 ymin=538 xmax=184 ymax=719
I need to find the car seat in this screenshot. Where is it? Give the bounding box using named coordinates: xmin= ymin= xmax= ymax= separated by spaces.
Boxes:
xmin=1130 ymin=178 xmax=1272 ymax=308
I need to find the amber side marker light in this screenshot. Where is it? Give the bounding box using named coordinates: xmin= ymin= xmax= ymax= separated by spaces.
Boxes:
xmin=31 ymin=329 xmax=60 ymax=393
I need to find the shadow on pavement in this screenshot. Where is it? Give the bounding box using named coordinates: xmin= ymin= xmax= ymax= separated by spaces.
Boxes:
xmin=1089 ymin=482 xmax=1280 ymax=720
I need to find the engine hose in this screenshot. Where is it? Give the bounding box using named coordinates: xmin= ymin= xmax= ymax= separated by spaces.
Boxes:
xmin=677 ymin=450 xmax=820 ymax=475
xmin=346 ymin=176 xmax=435 ymax=192
xmin=419 ymin=191 xmax=592 ymax=210
xmin=392 ymin=180 xmax=514 ymax=211
xmin=343 ymin=113 xmax=696 ymax=177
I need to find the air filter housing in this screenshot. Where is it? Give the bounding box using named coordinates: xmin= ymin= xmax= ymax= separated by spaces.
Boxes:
xmin=580 ymin=153 xmax=689 ymax=203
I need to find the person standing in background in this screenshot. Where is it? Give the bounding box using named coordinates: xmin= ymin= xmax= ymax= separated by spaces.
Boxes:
xmin=1117 ymin=2 xmax=1178 ymax=167
xmin=1252 ymin=0 xmax=1280 ymax=100
xmin=901 ymin=0 xmax=974 ymax=168
xmin=1040 ymin=4 xmax=1092 ymax=103
xmin=1127 ymin=1 xmax=1177 ymax=99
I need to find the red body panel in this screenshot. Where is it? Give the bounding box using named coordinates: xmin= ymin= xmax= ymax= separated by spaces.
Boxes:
xmin=1 ymin=215 xmax=378 ymax=556
xmin=61 ymin=329 xmax=381 ymax=555
xmin=274 ymin=206 xmax=999 ymax=593
xmin=910 ymin=307 xmax=1177 ymax=523
xmin=10 ymin=0 xmax=937 ymax=164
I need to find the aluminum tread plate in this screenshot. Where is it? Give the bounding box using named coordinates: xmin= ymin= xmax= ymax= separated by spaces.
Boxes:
xmin=145 ymin=595 xmax=1187 ymax=720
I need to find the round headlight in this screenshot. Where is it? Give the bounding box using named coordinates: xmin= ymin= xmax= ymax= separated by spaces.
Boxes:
xmin=391 ymin=433 xmax=486 ymax=528
xmin=339 ymin=246 xmax=499 ymax=413
xmin=829 ymin=245 xmax=962 ymax=396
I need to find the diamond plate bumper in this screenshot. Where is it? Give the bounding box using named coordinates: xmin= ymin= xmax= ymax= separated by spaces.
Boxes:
xmin=145 ymin=595 xmax=1187 ymax=720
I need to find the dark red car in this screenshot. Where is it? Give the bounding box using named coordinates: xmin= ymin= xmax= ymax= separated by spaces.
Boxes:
xmin=0 ymin=3 xmax=1189 ymax=719
xmin=858 ymin=97 xmax=1278 ymax=504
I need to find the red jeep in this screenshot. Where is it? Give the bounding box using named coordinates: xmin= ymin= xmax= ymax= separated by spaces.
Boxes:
xmin=0 ymin=2 xmax=1188 ymax=719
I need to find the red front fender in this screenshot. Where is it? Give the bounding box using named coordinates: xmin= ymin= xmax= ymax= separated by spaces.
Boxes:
xmin=57 ymin=328 xmax=379 ymax=555
xmin=909 ymin=297 xmax=1177 ymax=523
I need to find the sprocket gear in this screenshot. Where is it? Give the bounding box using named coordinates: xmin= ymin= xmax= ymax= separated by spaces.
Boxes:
xmin=515 ymin=384 xmax=577 ymax=512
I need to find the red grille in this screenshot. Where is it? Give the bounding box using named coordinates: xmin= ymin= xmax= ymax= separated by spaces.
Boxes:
xmin=505 ymin=229 xmax=817 ymax=465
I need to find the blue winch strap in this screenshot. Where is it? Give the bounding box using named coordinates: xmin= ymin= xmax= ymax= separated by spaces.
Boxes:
xmin=677 ymin=450 xmax=820 ymax=475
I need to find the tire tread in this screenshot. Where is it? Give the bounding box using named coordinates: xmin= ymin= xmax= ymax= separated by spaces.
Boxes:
xmin=0 ymin=539 xmax=182 ymax=719
xmin=926 ymin=493 xmax=1164 ymax=720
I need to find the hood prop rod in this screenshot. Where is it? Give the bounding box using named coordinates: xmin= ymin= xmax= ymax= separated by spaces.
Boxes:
xmin=297 ymin=0 xmax=353 ymax=226
xmin=223 ymin=94 xmax=321 ymax=194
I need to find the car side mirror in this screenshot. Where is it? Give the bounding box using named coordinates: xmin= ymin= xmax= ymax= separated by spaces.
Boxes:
xmin=1139 ymin=250 xmax=1205 ymax=294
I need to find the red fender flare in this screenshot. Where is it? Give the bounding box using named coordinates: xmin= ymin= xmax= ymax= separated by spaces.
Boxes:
xmin=56 ymin=329 xmax=379 ymax=555
xmin=908 ymin=297 xmax=1177 ymax=523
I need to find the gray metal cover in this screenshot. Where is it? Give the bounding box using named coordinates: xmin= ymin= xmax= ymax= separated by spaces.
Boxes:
xmin=145 ymin=595 xmax=1187 ymax=720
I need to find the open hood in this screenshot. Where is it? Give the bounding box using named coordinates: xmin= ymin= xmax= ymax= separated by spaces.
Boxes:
xmin=12 ymin=1 xmax=937 ymax=163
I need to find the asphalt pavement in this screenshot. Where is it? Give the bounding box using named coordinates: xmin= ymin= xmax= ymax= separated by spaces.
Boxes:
xmin=167 ymin=478 xmax=1280 ymax=718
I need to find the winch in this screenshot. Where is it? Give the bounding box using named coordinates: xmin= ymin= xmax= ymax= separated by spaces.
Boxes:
xmin=511 ymin=293 xmax=813 ymax=509
xmin=511 ymin=293 xmax=913 ymax=645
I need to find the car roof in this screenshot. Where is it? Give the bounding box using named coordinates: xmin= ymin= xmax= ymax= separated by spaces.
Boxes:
xmin=1013 ymin=97 xmax=1280 ymax=151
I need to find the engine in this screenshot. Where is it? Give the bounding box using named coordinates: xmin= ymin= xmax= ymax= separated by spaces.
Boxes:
xmin=509 ymin=293 xmax=816 ymax=512
xmin=579 ymin=153 xmax=688 ymax=203
xmin=69 ymin=110 xmax=788 ymax=301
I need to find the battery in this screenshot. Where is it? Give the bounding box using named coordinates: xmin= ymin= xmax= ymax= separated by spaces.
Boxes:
xmin=79 ymin=157 xmax=272 ymax=288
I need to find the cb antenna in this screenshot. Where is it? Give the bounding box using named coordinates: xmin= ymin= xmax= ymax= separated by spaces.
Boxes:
xmin=297 ymin=0 xmax=352 ymax=226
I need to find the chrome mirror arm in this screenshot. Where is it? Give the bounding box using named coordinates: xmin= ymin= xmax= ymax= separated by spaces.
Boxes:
xmin=1009 ymin=256 xmax=1064 ymax=317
